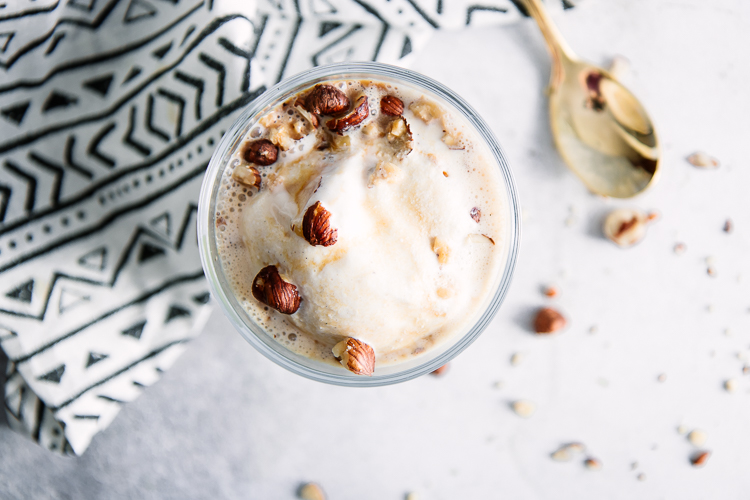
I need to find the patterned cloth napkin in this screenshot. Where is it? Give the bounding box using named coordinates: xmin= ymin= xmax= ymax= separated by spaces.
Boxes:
xmin=0 ymin=0 xmax=578 ymax=456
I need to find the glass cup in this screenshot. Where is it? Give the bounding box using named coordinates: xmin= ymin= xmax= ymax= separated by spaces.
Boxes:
xmin=198 ymin=62 xmax=521 ymax=386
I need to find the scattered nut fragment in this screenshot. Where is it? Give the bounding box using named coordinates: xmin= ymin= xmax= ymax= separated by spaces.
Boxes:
xmin=430 ymin=363 xmax=450 ymax=376
xmin=657 ymin=373 xmax=667 ymax=383
xmin=326 ymin=95 xmax=369 ymax=133
xmin=368 ymin=161 xmax=400 ymax=188
xmin=470 ymin=207 xmax=481 ymax=223
xmin=511 ymin=400 xmax=536 ymax=418
xmin=637 ymin=473 xmax=646 ymax=481
xmin=232 ymin=164 xmax=262 ymax=190
xmin=707 ymin=267 xmax=717 ymax=277
xmin=584 ymin=457 xmax=603 ymax=471
xmin=724 ymin=378 xmax=738 ymax=393
xmin=386 ymin=116 xmax=413 ymax=157
xmin=332 ymin=337 xmax=376 ymax=376
xmin=302 ymin=201 xmax=338 ymax=247
xmin=409 ymin=98 xmax=442 ymax=123
xmin=677 ymin=424 xmax=688 ymax=435
xmin=603 ymin=208 xmax=650 ymax=247
xmin=688 ymin=429 xmax=708 ymax=447
xmin=533 ymin=307 xmax=567 ymax=334
xmin=543 ymin=285 xmax=559 ymax=298
xmin=305 ymin=84 xmax=350 ymax=116
xmin=723 ymin=218 xmax=733 ymax=233
xmin=405 ymin=493 xmax=420 ymax=500
xmin=380 ymin=95 xmax=404 ymax=116
xmin=442 ymin=131 xmax=463 ymax=149
xmin=510 ymin=352 xmax=524 ymax=366
xmin=243 ymin=139 xmax=278 ymax=166
xmin=551 ymin=442 xmax=585 ymax=462
xmin=674 ymin=242 xmax=687 ymax=255
xmin=690 ymin=450 xmax=710 ymax=467
xmin=631 ymin=461 xmax=639 ymax=470
xmin=267 ymin=125 xmax=296 ymax=151
xmin=361 ymin=122 xmax=380 ymax=137
xmin=299 ymin=482 xmax=326 ymax=500
xmin=252 ymin=266 xmax=301 ymax=314
xmin=743 ymin=365 xmax=750 ymax=375
xmin=686 ymin=151 xmax=719 ymax=169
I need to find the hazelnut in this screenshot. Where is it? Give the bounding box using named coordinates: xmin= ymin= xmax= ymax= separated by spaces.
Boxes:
xmin=603 ymin=208 xmax=649 ymax=247
xmin=252 ymin=265 xmax=301 ymax=314
xmin=470 ymin=207 xmax=481 ymax=223
xmin=688 ymin=429 xmax=708 ymax=447
xmin=533 ymin=307 xmax=566 ymax=334
xmin=690 ymin=450 xmax=710 ymax=467
xmin=511 ymin=400 xmax=536 ymax=418
xmin=380 ymin=95 xmax=404 ymax=116
xmin=305 ymin=84 xmax=349 ymax=116
xmin=242 ymin=139 xmax=278 ymax=166
xmin=326 ymin=95 xmax=369 ymax=133
xmin=332 ymin=337 xmax=375 ymax=376
xmin=430 ymin=363 xmax=450 ymax=376
xmin=298 ymin=482 xmax=326 ymax=500
xmin=723 ymin=218 xmax=733 ymax=233
xmin=409 ymin=98 xmax=442 ymax=123
xmin=584 ymin=457 xmax=603 ymax=471
xmin=302 ymin=201 xmax=337 ymax=247
xmin=686 ymin=151 xmax=719 ymax=169
xmin=232 ymin=164 xmax=261 ymax=190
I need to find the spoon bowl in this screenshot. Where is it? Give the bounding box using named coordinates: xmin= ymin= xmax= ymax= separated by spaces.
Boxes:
xmin=525 ymin=0 xmax=660 ymax=198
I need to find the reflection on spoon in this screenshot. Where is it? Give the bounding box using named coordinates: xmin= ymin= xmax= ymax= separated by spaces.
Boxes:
xmin=522 ymin=0 xmax=660 ymax=198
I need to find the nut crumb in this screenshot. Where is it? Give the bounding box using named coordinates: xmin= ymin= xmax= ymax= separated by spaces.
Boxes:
xmin=603 ymin=208 xmax=649 ymax=247
xmin=677 ymin=424 xmax=688 ymax=435
xmin=432 ymin=237 xmax=450 ymax=264
xmin=688 ymin=429 xmax=708 ymax=447
xmin=687 ymin=152 xmax=719 ymax=169
xmin=673 ymin=242 xmax=687 ymax=254
xmin=551 ymin=442 xmax=585 ymax=462
xmin=405 ymin=493 xmax=420 ymax=500
xmin=584 ymin=457 xmax=602 ymax=471
xmin=657 ymin=373 xmax=667 ymax=383
xmin=637 ymin=473 xmax=646 ymax=481
xmin=299 ymin=482 xmax=326 ymax=500
xmin=690 ymin=450 xmax=710 ymax=467
xmin=724 ymin=378 xmax=738 ymax=393
xmin=510 ymin=352 xmax=524 ymax=366
xmin=589 ymin=325 xmax=598 ymax=334
xmin=631 ymin=461 xmax=639 ymax=470
xmin=543 ymin=285 xmax=559 ymax=298
xmin=742 ymin=365 xmax=749 ymax=375
xmin=707 ymin=267 xmax=717 ymax=277
xmin=492 ymin=380 xmax=504 ymax=389
xmin=511 ymin=400 xmax=536 ymax=418
xmin=723 ymin=219 xmax=733 ymax=233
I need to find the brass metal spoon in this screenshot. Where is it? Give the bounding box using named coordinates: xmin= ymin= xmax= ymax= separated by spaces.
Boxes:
xmin=523 ymin=0 xmax=660 ymax=198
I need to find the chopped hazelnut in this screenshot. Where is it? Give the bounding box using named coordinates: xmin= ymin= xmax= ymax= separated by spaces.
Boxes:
xmin=533 ymin=307 xmax=567 ymax=334
xmin=299 ymin=482 xmax=326 ymax=500
xmin=690 ymin=450 xmax=710 ymax=467
xmin=686 ymin=151 xmax=719 ymax=169
xmin=511 ymin=400 xmax=536 ymax=418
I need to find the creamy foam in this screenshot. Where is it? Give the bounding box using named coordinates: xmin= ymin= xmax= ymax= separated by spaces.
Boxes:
xmin=214 ymin=80 xmax=508 ymax=369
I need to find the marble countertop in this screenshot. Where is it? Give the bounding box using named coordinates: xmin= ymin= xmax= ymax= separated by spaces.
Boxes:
xmin=2 ymin=0 xmax=749 ymax=498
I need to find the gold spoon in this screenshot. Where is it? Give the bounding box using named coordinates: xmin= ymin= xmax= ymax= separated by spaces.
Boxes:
xmin=523 ymin=0 xmax=660 ymax=198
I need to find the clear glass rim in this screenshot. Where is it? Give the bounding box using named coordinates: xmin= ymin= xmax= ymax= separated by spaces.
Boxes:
xmin=198 ymin=62 xmax=521 ymax=387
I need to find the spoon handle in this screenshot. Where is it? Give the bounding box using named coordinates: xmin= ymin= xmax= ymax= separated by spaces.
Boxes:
xmin=522 ymin=0 xmax=576 ymax=87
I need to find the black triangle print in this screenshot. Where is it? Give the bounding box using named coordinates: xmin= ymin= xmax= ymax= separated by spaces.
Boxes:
xmin=124 ymin=0 xmax=157 ymax=23
xmin=59 ymin=288 xmax=91 ymax=314
xmin=122 ymin=320 xmax=146 ymax=339
xmin=42 ymin=91 xmax=78 ymax=112
xmin=86 ymin=352 xmax=109 ymax=368
xmin=166 ymin=305 xmax=191 ymax=322
xmin=151 ymin=41 xmax=172 ymax=60
xmin=192 ymin=292 xmax=210 ymax=305
xmin=319 ymin=21 xmax=342 ymax=37
xmin=149 ymin=212 xmax=171 ymax=236
xmin=78 ymin=246 xmax=108 ymax=270
xmin=137 ymin=242 xmax=166 ymax=262
xmin=400 ymin=36 xmax=412 ymax=59
xmin=68 ymin=0 xmax=96 ymax=11
xmin=562 ymin=0 xmax=575 ymax=9
xmin=123 ymin=66 xmax=142 ymax=84
xmin=0 ymin=32 xmax=13 ymax=53
xmin=82 ymin=74 xmax=114 ymax=97
xmin=38 ymin=365 xmax=65 ymax=383
xmin=1 ymin=101 xmax=30 ymax=125
xmin=6 ymin=279 xmax=34 ymax=303
xmin=310 ymin=0 xmax=337 ymax=15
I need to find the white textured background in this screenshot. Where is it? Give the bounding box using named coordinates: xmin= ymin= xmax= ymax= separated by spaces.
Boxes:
xmin=2 ymin=0 xmax=749 ymax=498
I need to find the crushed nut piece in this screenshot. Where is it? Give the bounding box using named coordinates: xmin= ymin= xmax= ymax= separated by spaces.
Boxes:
xmin=332 ymin=337 xmax=375 ymax=376
xmin=299 ymin=482 xmax=326 ymax=500
xmin=432 ymin=237 xmax=450 ymax=264
xmin=707 ymin=267 xmax=717 ymax=277
xmin=243 ymin=139 xmax=278 ymax=166
xmin=690 ymin=450 xmax=710 ymax=467
xmin=368 ymin=161 xmax=400 ymax=187
xmin=543 ymin=285 xmax=559 ymax=298
xmin=551 ymin=442 xmax=585 ymax=462
xmin=688 ymin=429 xmax=708 ymax=447
xmin=386 ymin=116 xmax=414 ymax=158
xmin=584 ymin=457 xmax=602 ymax=471
xmin=409 ymin=98 xmax=442 ymax=123
xmin=603 ymin=208 xmax=649 ymax=247
xmin=677 ymin=424 xmax=688 ymax=435
xmin=511 ymin=400 xmax=536 ymax=418
xmin=252 ymin=266 xmax=301 ymax=315
xmin=687 ymin=151 xmax=719 ymax=169
xmin=510 ymin=352 xmax=524 ymax=366
xmin=404 ymin=493 xmax=420 ymax=500
xmin=743 ymin=365 xmax=750 ymax=375
xmin=551 ymin=448 xmax=571 ymax=462
xmin=723 ymin=219 xmax=733 ymax=233
xmin=232 ymin=164 xmax=262 ymax=190
xmin=267 ymin=125 xmax=295 ymax=151
xmin=533 ymin=307 xmax=567 ymax=334
xmin=431 ymin=363 xmax=450 ymax=376
xmin=302 ymin=201 xmax=338 ymax=247
xmin=380 ymin=95 xmax=404 ymax=116
xmin=327 ymin=95 xmax=369 ymax=133
xmin=724 ymin=378 xmax=738 ymax=393
xmin=674 ymin=242 xmax=687 ymax=255
xmin=470 ymin=207 xmax=481 ymax=223
xmin=637 ymin=473 xmax=646 ymax=481
xmin=442 ymin=131 xmax=462 ymax=148
xmin=657 ymin=373 xmax=667 ymax=383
